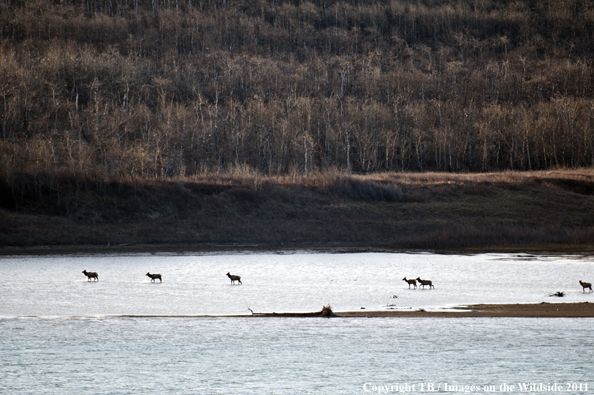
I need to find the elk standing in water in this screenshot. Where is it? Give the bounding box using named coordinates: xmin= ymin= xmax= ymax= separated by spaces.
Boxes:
xmin=146 ymin=272 xmax=162 ymax=282
xmin=579 ymin=280 xmax=592 ymax=292
xmin=82 ymin=270 xmax=98 ymax=281
xmin=416 ymin=277 xmax=434 ymax=289
xmin=227 ymin=272 xmax=242 ymax=284
xmin=402 ymin=277 xmax=417 ymax=289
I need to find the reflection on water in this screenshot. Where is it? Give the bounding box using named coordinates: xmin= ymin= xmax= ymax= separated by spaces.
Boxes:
xmin=0 ymin=252 xmax=592 ymax=317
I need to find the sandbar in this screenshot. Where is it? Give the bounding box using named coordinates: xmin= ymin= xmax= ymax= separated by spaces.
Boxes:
xmin=253 ymin=302 xmax=594 ymax=318
xmin=116 ymin=302 xmax=594 ymax=318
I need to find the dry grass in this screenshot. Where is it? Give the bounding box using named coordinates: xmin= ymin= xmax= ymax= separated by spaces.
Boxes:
xmin=2 ymin=169 xmax=594 ymax=251
xmin=156 ymin=168 xmax=594 ymax=188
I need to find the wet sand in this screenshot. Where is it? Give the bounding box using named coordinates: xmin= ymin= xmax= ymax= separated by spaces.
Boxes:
xmin=116 ymin=302 xmax=594 ymax=318
xmin=254 ymin=302 xmax=594 ymax=318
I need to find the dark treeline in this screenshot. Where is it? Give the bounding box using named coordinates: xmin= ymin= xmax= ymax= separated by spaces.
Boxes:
xmin=1 ymin=0 xmax=594 ymax=184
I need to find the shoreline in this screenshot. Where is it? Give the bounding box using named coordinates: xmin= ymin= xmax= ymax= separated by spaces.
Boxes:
xmin=110 ymin=303 xmax=594 ymax=318
xmin=0 ymin=242 xmax=395 ymax=256
xmin=5 ymin=303 xmax=593 ymax=319
xmin=2 ymin=242 xmax=594 ymax=257
xmin=334 ymin=302 xmax=594 ymax=318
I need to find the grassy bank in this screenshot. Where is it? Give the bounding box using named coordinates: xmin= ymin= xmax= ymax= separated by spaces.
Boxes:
xmin=2 ymin=169 xmax=594 ymax=252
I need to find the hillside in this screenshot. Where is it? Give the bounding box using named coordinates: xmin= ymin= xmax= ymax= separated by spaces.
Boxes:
xmin=2 ymin=1 xmax=594 ymax=251
xmin=1 ymin=0 xmax=594 ymax=181
xmin=2 ymin=170 xmax=594 ymax=251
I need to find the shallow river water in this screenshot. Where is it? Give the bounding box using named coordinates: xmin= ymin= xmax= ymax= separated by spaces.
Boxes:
xmin=1 ymin=251 xmax=593 ymax=317
xmin=1 ymin=251 xmax=593 ymax=394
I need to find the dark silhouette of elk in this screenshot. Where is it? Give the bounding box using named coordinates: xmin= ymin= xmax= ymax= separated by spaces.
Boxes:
xmin=402 ymin=277 xmax=417 ymax=289
xmin=226 ymin=272 xmax=242 ymax=284
xmin=416 ymin=277 xmax=434 ymax=289
xmin=146 ymin=272 xmax=162 ymax=282
xmin=579 ymin=280 xmax=592 ymax=292
xmin=82 ymin=270 xmax=98 ymax=281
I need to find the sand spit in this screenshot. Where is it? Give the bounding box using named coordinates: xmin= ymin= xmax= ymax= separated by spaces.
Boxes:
xmin=111 ymin=303 xmax=594 ymax=319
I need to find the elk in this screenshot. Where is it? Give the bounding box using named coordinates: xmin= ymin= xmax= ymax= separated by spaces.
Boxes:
xmin=416 ymin=277 xmax=434 ymax=289
xmin=579 ymin=280 xmax=592 ymax=292
xmin=82 ymin=270 xmax=98 ymax=281
xmin=402 ymin=277 xmax=417 ymax=289
xmin=146 ymin=272 xmax=162 ymax=282
xmin=226 ymin=272 xmax=242 ymax=284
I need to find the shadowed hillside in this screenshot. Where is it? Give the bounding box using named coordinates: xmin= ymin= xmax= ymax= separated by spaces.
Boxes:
xmin=2 ymin=170 xmax=594 ymax=251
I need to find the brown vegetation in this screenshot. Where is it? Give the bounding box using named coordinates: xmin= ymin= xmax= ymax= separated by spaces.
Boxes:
xmin=2 ymin=169 xmax=594 ymax=250
xmin=1 ymin=0 xmax=594 ymax=185
xmin=2 ymin=1 xmax=594 ymax=250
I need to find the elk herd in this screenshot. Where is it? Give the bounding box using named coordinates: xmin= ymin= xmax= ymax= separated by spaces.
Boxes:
xmin=81 ymin=270 xmax=243 ymax=285
xmin=402 ymin=276 xmax=594 ymax=294
xmin=402 ymin=277 xmax=592 ymax=296
xmin=402 ymin=277 xmax=434 ymax=289
xmin=81 ymin=269 xmax=592 ymax=295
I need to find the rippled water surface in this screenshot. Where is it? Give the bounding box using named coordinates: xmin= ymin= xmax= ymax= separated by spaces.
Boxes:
xmin=1 ymin=252 xmax=593 ymax=394
xmin=1 ymin=317 xmax=593 ymax=394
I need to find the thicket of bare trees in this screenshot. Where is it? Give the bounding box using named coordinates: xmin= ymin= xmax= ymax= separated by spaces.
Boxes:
xmin=1 ymin=0 xmax=594 ymax=187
